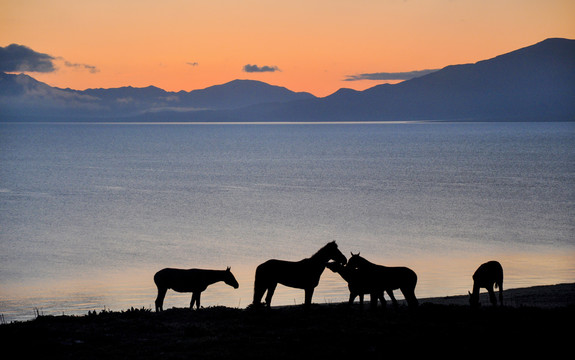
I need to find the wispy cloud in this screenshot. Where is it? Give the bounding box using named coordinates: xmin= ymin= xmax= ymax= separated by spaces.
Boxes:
xmin=243 ymin=64 xmax=280 ymax=73
xmin=344 ymin=69 xmax=439 ymax=81
xmin=0 ymin=44 xmax=55 ymax=73
xmin=63 ymin=60 xmax=100 ymax=73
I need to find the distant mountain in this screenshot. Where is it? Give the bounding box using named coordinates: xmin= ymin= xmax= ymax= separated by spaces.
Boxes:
xmin=1 ymin=38 xmax=574 ymax=122
xmin=227 ymin=37 xmax=575 ymax=122
xmin=73 ymin=79 xmax=315 ymax=112
xmin=0 ymin=77 xmax=315 ymax=120
xmin=0 ymin=72 xmax=105 ymax=119
xmin=180 ymin=80 xmax=316 ymax=110
xmin=351 ymin=37 xmax=575 ymax=121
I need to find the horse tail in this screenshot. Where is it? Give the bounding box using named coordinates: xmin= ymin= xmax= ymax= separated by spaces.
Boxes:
xmin=406 ymin=268 xmax=419 ymax=308
xmin=254 ymin=262 xmax=265 ymax=284
xmin=252 ymin=263 xmax=267 ymax=305
xmin=408 ymin=267 xmax=418 ymax=288
xmin=154 ymin=268 xmax=166 ymax=287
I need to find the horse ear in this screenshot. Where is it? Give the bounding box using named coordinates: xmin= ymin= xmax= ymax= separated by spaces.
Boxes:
xmin=226 ymin=266 xmax=231 ymax=272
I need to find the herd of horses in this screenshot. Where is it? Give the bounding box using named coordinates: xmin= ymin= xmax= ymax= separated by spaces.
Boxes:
xmin=153 ymin=241 xmax=504 ymax=312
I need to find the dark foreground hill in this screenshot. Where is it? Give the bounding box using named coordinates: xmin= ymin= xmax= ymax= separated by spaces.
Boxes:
xmin=2 ymin=283 xmax=574 ymax=359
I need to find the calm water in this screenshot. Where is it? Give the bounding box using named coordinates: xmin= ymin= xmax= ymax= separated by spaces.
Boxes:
xmin=1 ymin=122 xmax=574 ymax=322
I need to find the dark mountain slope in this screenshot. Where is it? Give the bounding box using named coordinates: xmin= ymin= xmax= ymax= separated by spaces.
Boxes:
xmin=227 ymin=38 xmax=575 ymax=122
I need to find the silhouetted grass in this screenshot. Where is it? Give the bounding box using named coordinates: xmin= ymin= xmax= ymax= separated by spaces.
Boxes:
xmin=2 ymin=284 xmax=574 ymax=358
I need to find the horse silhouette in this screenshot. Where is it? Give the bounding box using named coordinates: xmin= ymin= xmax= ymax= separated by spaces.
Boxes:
xmin=154 ymin=267 xmax=239 ymax=312
xmin=252 ymin=241 xmax=347 ymax=309
xmin=469 ymin=260 xmax=504 ymax=307
xmin=326 ymin=261 xmax=384 ymax=309
xmin=347 ymin=253 xmax=419 ymax=309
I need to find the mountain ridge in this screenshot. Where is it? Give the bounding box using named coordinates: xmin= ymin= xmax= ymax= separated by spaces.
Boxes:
xmin=1 ymin=38 xmax=574 ymax=122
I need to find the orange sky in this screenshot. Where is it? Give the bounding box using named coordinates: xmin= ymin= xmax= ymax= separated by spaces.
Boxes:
xmin=1 ymin=0 xmax=574 ymax=97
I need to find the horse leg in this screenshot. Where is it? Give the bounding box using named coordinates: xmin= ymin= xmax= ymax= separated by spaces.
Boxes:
xmin=402 ymin=287 xmax=419 ymax=308
xmin=264 ymin=283 xmax=277 ymax=308
xmin=190 ymin=292 xmax=197 ymax=309
xmin=369 ymin=292 xmax=380 ymax=311
xmin=304 ymin=288 xmax=315 ymax=309
xmin=155 ymin=287 xmax=167 ymax=312
xmin=386 ymin=289 xmax=399 ymax=308
xmin=192 ymin=292 xmax=202 ymax=309
xmin=253 ymin=284 xmax=266 ymax=307
xmin=348 ymin=292 xmax=357 ymax=306
xmin=369 ymin=293 xmax=382 ymax=310
xmin=408 ymin=292 xmax=419 ymax=308
xmin=487 ymin=285 xmax=497 ymax=306
xmin=498 ymin=281 xmax=504 ymax=306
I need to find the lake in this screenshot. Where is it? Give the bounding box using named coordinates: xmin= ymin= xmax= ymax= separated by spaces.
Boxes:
xmin=1 ymin=121 xmax=574 ymax=322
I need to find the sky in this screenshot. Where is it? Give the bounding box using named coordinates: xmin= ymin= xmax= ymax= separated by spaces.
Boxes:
xmin=1 ymin=0 xmax=574 ymax=97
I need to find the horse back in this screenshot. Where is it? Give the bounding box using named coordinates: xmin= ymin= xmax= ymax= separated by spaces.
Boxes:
xmin=364 ymin=265 xmax=417 ymax=290
xmin=385 ymin=266 xmax=417 ymax=288
xmin=154 ymin=268 xmax=209 ymax=292
xmin=473 ymin=261 xmax=503 ymax=287
xmin=255 ymin=259 xmax=325 ymax=289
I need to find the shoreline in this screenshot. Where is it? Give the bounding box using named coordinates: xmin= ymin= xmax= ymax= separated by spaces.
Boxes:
xmin=414 ymin=282 xmax=575 ymax=308
xmin=2 ymin=283 xmax=573 ymax=358
xmin=2 ymin=282 xmax=574 ymax=324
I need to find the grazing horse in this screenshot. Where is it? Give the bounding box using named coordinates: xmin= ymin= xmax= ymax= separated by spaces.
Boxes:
xmin=347 ymin=253 xmax=419 ymax=309
xmin=154 ymin=267 xmax=239 ymax=312
xmin=469 ymin=261 xmax=504 ymax=307
xmin=252 ymin=241 xmax=347 ymax=309
xmin=326 ymin=261 xmax=384 ymax=309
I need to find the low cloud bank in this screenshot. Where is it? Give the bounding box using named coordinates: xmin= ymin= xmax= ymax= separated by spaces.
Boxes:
xmin=344 ymin=69 xmax=439 ymax=81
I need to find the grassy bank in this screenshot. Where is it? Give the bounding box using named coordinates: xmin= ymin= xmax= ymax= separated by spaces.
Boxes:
xmin=2 ymin=283 xmax=574 ymax=359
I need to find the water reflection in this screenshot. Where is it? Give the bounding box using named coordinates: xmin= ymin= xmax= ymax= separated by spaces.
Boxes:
xmin=2 ymin=250 xmax=573 ymax=323
xmin=2 ymin=122 xmax=574 ymax=323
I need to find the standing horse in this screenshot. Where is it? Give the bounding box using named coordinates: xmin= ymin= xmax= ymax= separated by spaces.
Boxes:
xmin=154 ymin=267 xmax=239 ymax=312
xmin=252 ymin=241 xmax=347 ymax=309
xmin=469 ymin=260 xmax=504 ymax=307
xmin=347 ymin=253 xmax=419 ymax=309
xmin=326 ymin=261 xmax=384 ymax=309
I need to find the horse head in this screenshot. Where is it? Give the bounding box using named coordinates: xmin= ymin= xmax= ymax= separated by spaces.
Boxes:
xmin=468 ymin=291 xmax=480 ymax=308
xmin=224 ymin=267 xmax=240 ymax=289
xmin=347 ymin=252 xmax=366 ymax=269
xmin=326 ymin=261 xmax=343 ymax=273
xmin=326 ymin=241 xmax=347 ymax=265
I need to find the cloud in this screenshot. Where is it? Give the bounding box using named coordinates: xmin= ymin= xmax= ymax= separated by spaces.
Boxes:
xmin=186 ymin=62 xmax=199 ymax=67
xmin=63 ymin=60 xmax=100 ymax=73
xmin=0 ymin=44 xmax=56 ymax=73
xmin=243 ymin=64 xmax=280 ymax=73
xmin=344 ymin=69 xmax=440 ymax=81
xmin=0 ymin=44 xmax=99 ymax=74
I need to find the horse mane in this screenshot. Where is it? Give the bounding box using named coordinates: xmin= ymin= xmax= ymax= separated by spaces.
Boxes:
xmin=349 ymin=253 xmax=375 ymax=268
xmin=310 ymin=241 xmax=337 ymax=260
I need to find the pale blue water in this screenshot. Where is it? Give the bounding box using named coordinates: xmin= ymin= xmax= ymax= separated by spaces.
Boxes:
xmin=1 ymin=122 xmax=574 ymax=322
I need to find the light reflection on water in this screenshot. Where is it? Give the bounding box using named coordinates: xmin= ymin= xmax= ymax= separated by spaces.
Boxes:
xmin=2 ymin=249 xmax=573 ymax=323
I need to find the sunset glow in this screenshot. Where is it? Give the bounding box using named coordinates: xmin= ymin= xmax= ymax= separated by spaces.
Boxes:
xmin=2 ymin=0 xmax=574 ymax=96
